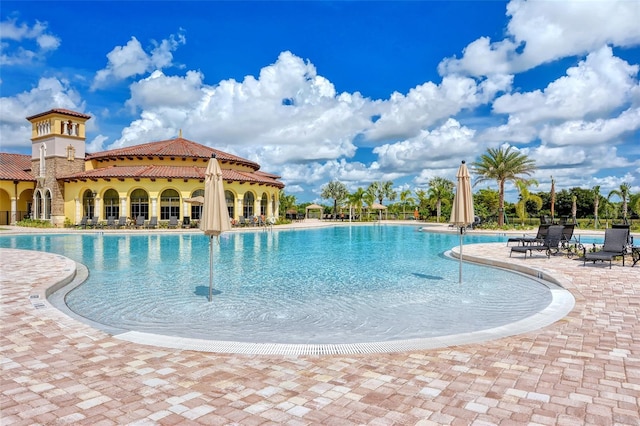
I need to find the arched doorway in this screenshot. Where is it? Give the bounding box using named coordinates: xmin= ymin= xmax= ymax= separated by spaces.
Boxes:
xmin=82 ymin=189 xmax=96 ymax=218
xmin=103 ymin=189 xmax=119 ymax=219
xmin=243 ymin=192 xmax=254 ymax=218
xmin=160 ymin=189 xmax=180 ymax=220
xmin=130 ymin=189 xmax=149 ymax=220
xmin=260 ymin=192 xmax=268 ymax=216
xmin=225 ymin=190 xmax=235 ymax=219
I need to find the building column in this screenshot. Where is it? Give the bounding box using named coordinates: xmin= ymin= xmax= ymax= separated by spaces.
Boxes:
xmin=237 ymin=197 xmax=243 ymax=219
xmin=120 ymin=197 xmax=127 ymax=219
xmin=10 ymin=197 xmax=17 ymax=225
xmin=94 ymin=197 xmax=101 ymax=220
xmin=151 ymin=197 xmax=157 ymax=219
xmin=75 ymin=198 xmax=81 ymax=224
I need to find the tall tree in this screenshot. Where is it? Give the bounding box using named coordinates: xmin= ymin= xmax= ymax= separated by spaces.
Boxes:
xmin=348 ymin=187 xmax=366 ymax=219
xmin=278 ymin=190 xmax=297 ymax=218
xmin=399 ymin=189 xmax=415 ymax=220
xmin=367 ymin=181 xmax=396 ymax=205
xmin=593 ymin=185 xmax=601 ymax=229
xmin=471 ymin=146 xmax=536 ymax=226
xmin=427 ymin=177 xmax=454 ymax=223
xmin=607 ymin=182 xmax=631 ymax=222
xmin=515 ymin=180 xmax=542 ymax=225
xmin=321 ymin=180 xmax=349 ymax=216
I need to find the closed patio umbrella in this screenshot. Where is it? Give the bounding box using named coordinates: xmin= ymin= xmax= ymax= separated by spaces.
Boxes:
xmin=200 ymin=154 xmax=231 ymax=301
xmin=449 ymin=161 xmax=475 ymax=283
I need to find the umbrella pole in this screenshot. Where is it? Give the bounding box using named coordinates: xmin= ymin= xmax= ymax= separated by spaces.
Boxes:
xmin=459 ymin=227 xmax=463 ymax=284
xmin=209 ymin=235 xmax=214 ymax=302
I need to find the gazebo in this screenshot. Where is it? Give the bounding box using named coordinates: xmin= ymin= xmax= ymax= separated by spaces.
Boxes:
xmin=305 ymin=203 xmax=324 ymax=219
xmin=369 ymin=203 xmax=387 ymax=220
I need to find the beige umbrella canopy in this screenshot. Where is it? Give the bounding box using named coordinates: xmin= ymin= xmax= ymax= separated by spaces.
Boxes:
xmin=449 ymin=161 xmax=475 ymax=283
xmin=200 ymin=154 xmax=231 ymax=301
xmin=369 ymin=202 xmax=387 ymax=220
xmin=184 ymin=195 xmax=205 ymax=205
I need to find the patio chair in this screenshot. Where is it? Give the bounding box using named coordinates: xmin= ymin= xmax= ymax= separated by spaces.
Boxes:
xmin=510 ymin=225 xmax=564 ymax=259
xmin=168 ymin=216 xmax=179 ymax=229
xmin=135 ymin=216 xmax=145 ymax=228
xmin=507 ymin=223 xmax=550 ymax=246
xmin=89 ymin=216 xmax=101 ymax=228
xmin=106 ymin=216 xmax=116 ymax=229
xmin=182 ymin=216 xmax=191 ymax=228
xmin=238 ymin=216 xmax=248 ymax=227
xmin=583 ymin=227 xmax=629 ymax=268
xmin=145 ymin=216 xmax=158 ymax=229
xmin=117 ymin=216 xmax=128 ymax=228
xmin=77 ymin=216 xmax=89 ymax=229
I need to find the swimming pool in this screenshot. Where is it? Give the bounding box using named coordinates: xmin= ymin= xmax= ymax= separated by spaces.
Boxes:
xmin=0 ymin=225 xmax=572 ymax=352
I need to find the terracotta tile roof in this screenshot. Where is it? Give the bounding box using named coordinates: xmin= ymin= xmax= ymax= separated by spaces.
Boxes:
xmin=60 ymin=164 xmax=285 ymax=188
xmin=0 ymin=153 xmax=35 ymax=181
xmin=88 ymin=137 xmax=260 ymax=170
xmin=26 ymin=109 xmax=91 ymax=121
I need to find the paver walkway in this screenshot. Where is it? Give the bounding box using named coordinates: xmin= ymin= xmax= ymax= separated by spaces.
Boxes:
xmin=1 ymin=225 xmax=639 ymax=425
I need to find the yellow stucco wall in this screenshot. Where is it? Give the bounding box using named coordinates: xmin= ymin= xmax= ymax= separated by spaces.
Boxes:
xmin=61 ymin=179 xmax=279 ymax=224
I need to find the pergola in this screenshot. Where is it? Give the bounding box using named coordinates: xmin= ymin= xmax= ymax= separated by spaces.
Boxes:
xmin=305 ymin=203 xmax=324 ymax=219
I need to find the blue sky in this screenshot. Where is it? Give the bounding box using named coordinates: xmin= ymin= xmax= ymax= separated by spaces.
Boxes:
xmin=1 ymin=1 xmax=639 ymax=204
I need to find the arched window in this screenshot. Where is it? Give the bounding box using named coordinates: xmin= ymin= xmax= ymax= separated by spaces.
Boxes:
xmin=190 ymin=189 xmax=204 ymax=219
xmin=160 ymin=189 xmax=180 ymax=220
xmin=225 ymin=190 xmax=235 ymax=219
xmin=260 ymin=192 xmax=268 ymax=216
xmin=82 ymin=189 xmax=96 ymax=218
xmin=44 ymin=190 xmax=52 ymax=219
xmin=130 ymin=189 xmax=149 ymax=220
xmin=243 ymin=192 xmax=254 ymax=218
xmin=34 ymin=190 xmax=42 ymax=219
xmin=103 ymin=189 xmax=119 ymax=219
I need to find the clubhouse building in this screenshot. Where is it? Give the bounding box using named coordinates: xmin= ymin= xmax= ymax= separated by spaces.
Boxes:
xmin=0 ymin=109 xmax=284 ymax=227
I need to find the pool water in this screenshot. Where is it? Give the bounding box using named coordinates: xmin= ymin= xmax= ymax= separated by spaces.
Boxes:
xmin=1 ymin=226 xmax=555 ymax=344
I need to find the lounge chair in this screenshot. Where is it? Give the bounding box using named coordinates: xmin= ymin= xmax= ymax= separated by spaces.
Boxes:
xmin=238 ymin=216 xmax=248 ymax=227
xmin=89 ymin=216 xmax=101 ymax=228
xmin=77 ymin=216 xmax=89 ymax=229
xmin=182 ymin=216 xmax=191 ymax=228
xmin=168 ymin=216 xmax=179 ymax=229
xmin=145 ymin=216 xmax=158 ymax=229
xmin=507 ymin=223 xmax=550 ymax=246
xmin=583 ymin=227 xmax=629 ymax=268
xmin=106 ymin=216 xmax=116 ymax=229
xmin=117 ymin=216 xmax=128 ymax=228
xmin=510 ymin=225 xmax=564 ymax=259
xmin=135 ymin=216 xmax=145 ymax=228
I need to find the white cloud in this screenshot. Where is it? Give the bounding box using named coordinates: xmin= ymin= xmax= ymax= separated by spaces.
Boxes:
xmin=439 ymin=0 xmax=640 ymax=77
xmin=110 ymin=52 xmax=374 ymax=166
xmin=0 ymin=17 xmax=60 ymax=65
xmin=493 ymin=46 xmax=638 ymax=124
xmin=365 ymin=74 xmax=512 ymax=142
xmin=92 ymin=31 xmax=186 ymax=90
xmin=373 ymin=119 xmax=479 ymax=173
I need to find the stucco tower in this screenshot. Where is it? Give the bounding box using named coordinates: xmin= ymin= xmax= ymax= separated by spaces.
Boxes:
xmin=27 ymin=109 xmax=91 ymax=227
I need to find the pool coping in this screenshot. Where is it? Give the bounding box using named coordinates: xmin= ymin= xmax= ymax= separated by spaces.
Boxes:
xmin=37 ymin=233 xmax=576 ymax=355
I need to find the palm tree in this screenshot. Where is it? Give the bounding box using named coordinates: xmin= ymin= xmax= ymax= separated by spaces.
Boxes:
xmin=471 ymin=146 xmax=536 ymax=226
xmin=514 ymin=179 xmax=542 ymax=225
xmin=607 ymin=182 xmax=631 ymax=223
xmin=414 ymin=189 xmax=428 ymax=218
xmin=279 ymin=190 xmax=296 ymax=219
xmin=399 ymin=189 xmax=415 ymax=220
xmin=367 ymin=181 xmax=396 ymax=205
xmin=593 ymin=185 xmax=601 ymax=229
xmin=348 ymin=187 xmax=366 ymax=220
xmin=427 ymin=177 xmax=454 ymax=223
xmin=321 ymin=180 xmax=349 ymax=216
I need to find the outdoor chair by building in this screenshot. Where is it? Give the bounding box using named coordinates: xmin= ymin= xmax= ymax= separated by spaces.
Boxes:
xmin=117 ymin=216 xmax=128 ymax=228
xmin=134 ymin=216 xmax=145 ymax=228
xmin=106 ymin=216 xmax=116 ymax=229
xmin=168 ymin=216 xmax=179 ymax=228
xmin=77 ymin=216 xmax=89 ymax=229
xmin=583 ymin=227 xmax=629 ymax=268
xmin=145 ymin=217 xmax=158 ymax=229
xmin=509 ymin=225 xmax=564 ymax=259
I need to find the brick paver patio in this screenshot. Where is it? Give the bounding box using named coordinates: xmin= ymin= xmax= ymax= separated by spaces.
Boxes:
xmin=1 ymin=224 xmax=639 ymax=425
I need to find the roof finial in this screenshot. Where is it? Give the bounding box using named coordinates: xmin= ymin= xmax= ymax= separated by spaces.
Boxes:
xmin=179 ymin=129 xmax=182 ymax=138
